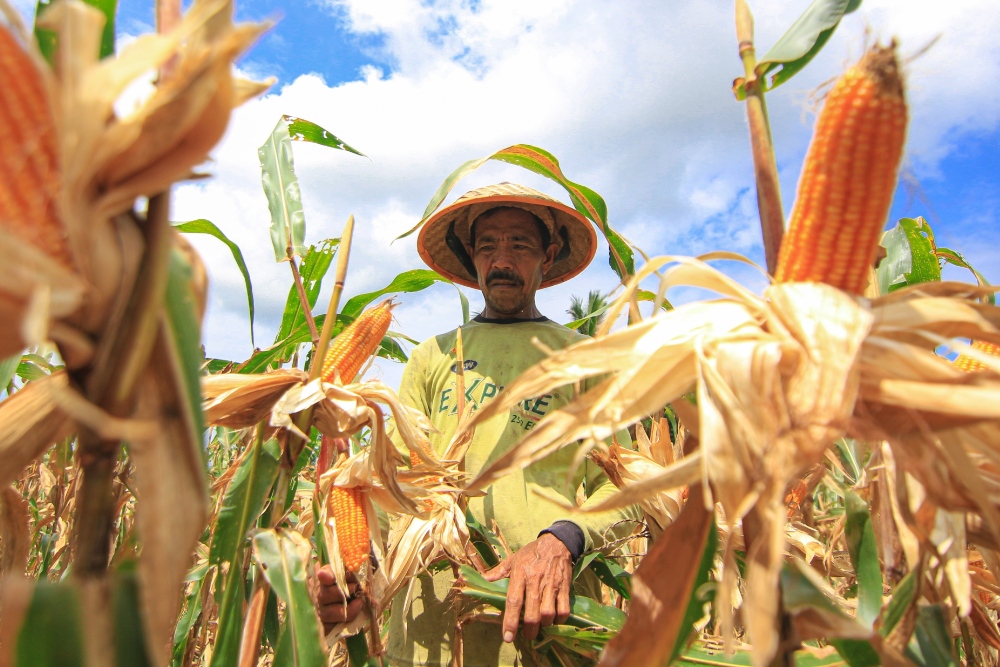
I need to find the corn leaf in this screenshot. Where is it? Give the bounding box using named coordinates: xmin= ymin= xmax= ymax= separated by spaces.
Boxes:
xmin=210 ymin=438 xmax=281 ymax=565
xmin=170 ymin=575 xmax=205 ymax=667
xmin=878 ymin=570 xmax=915 ymax=638
xmin=936 ymin=246 xmax=995 ymax=305
xmin=260 ymin=117 xmax=308 ymax=262
xmin=34 ymin=0 xmax=117 ymax=65
xmin=541 ymin=625 xmax=614 ymax=659
xmin=907 ymin=605 xmax=958 ymax=667
xmin=209 ymin=441 xmax=281 ymax=667
xmin=341 ymin=269 xmax=449 ymax=320
xmin=275 ymin=239 xmax=338 ymax=343
xmin=165 ymin=248 xmax=208 ymax=439
xmin=734 ymin=0 xmax=862 ymax=99
xmin=458 ymin=565 xmax=626 ymax=631
xmin=251 ymin=529 xmax=326 ymax=667
xmin=845 ymin=491 xmax=882 ymax=628
xmin=284 ymin=116 xmax=365 ymax=157
xmin=112 ymin=568 xmax=152 ymax=667
xmin=345 ymin=632 xmax=379 ymax=667
xmin=15 ymin=581 xmax=84 ymax=667
xmin=209 ymin=568 xmax=246 ymax=667
xmin=174 ymin=219 xmax=257 ymax=346
xmin=674 ymin=640 xmax=850 ymax=666
xmin=877 ymin=217 xmax=941 ymax=295
xmin=588 ymin=554 xmax=632 ymax=601
xmin=0 ymin=354 xmax=19 ymax=395
xmin=401 ymin=144 xmax=635 ymax=281
xmin=240 ymin=314 xmax=350 ymax=373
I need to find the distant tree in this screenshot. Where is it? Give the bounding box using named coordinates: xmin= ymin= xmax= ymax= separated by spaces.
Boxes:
xmin=567 ymin=290 xmax=608 ymax=337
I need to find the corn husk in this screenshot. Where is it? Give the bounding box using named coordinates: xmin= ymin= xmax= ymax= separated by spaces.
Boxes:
xmin=0 ymin=0 xmax=270 ymax=357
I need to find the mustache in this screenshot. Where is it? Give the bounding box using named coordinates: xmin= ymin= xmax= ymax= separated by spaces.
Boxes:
xmin=486 ymin=269 xmax=524 ymax=286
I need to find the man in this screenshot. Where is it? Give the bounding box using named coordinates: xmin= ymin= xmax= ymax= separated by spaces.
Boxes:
xmin=318 ymin=182 xmax=638 ymax=666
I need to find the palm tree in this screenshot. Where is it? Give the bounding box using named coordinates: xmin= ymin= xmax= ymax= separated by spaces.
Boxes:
xmin=566 ymin=290 xmax=608 ymax=337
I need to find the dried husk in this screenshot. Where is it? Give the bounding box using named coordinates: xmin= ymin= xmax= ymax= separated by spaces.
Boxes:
xmin=454 ymin=254 xmax=1000 ymax=666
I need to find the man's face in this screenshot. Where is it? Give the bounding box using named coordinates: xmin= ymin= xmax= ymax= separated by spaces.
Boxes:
xmin=469 ymin=208 xmax=557 ymax=316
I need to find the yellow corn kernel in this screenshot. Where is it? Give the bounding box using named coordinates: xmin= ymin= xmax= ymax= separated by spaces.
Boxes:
xmin=327 ymin=486 xmax=370 ymax=572
xmin=954 ymin=340 xmax=1000 ymax=373
xmin=0 ymin=24 xmax=69 ymax=266
xmin=774 ymin=43 xmax=907 ymax=295
xmin=321 ymin=300 xmax=395 ymax=384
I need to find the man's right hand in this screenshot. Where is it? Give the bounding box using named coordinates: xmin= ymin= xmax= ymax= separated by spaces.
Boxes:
xmin=315 ymin=565 xmax=365 ymax=634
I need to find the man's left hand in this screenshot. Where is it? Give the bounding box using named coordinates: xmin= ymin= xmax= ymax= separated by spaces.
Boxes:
xmin=483 ymin=533 xmax=572 ymax=643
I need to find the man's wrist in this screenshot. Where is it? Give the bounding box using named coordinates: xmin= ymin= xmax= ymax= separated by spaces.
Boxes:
xmin=538 ymin=520 xmax=585 ymax=562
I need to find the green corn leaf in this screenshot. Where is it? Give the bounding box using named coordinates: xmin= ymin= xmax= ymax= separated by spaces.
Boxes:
xmin=275 ymin=239 xmax=339 ymax=343
xmin=845 ymin=491 xmax=882 ymax=628
xmin=876 ymin=217 xmax=941 ymax=294
xmin=112 ymin=567 xmax=152 ymax=667
xmin=345 ymin=632 xmax=379 ymax=667
xmin=209 ymin=564 xmax=246 ymax=667
xmin=341 ymin=269 xmax=450 ymax=320
xmin=284 ymin=116 xmax=365 ymax=156
xmin=589 ymin=554 xmax=632 ymax=601
xmin=907 ymin=605 xmax=958 ymax=667
xmin=210 ymin=437 xmax=281 ymax=565
xmin=734 ymin=0 xmax=862 ymax=99
xmin=400 ymin=144 xmax=634 ymax=281
xmin=174 ymin=219 xmax=257 ymax=346
xmin=675 ymin=638 xmax=852 ymax=666
xmin=171 ymin=575 xmax=205 ymax=667
xmin=260 ymin=118 xmax=308 ymax=262
xmin=165 ymin=249 xmax=208 ymax=440
xmin=34 ymin=0 xmax=117 ymax=65
xmin=879 ymin=570 xmax=915 ymax=638
xmin=208 ymin=437 xmax=281 ymax=667
xmin=0 ymin=354 xmax=20 ymax=394
xmin=252 ymin=529 xmax=326 ymax=667
xmin=458 ymin=564 xmax=627 ymax=631
xmin=936 ymin=246 xmax=995 ymax=305
xmin=464 ymin=507 xmax=503 ymax=566
xmin=16 ymin=581 xmax=84 ymax=667
xmin=542 ymin=625 xmax=615 ymax=659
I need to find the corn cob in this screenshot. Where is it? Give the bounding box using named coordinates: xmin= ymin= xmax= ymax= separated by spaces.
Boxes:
xmin=0 ymin=24 xmax=70 ymax=266
xmin=410 ymin=450 xmax=422 ymax=467
xmin=954 ymin=340 xmax=1000 ymax=373
xmin=774 ymin=43 xmax=907 ymax=295
xmin=320 ymin=300 xmax=395 ymax=384
xmin=327 ymin=486 xmax=370 ymax=572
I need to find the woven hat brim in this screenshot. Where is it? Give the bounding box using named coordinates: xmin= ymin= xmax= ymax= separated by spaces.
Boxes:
xmin=417 ymin=194 xmax=597 ymax=289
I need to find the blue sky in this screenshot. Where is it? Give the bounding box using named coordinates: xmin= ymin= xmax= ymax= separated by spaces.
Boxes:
xmin=23 ymin=0 xmax=997 ymax=389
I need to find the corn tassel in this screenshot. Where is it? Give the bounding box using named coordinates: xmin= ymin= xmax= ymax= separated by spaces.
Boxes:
xmin=954 ymin=340 xmax=1000 ymax=373
xmin=774 ymin=43 xmax=907 ymax=294
xmin=320 ymin=299 xmax=395 ymax=384
xmin=0 ymin=23 xmax=69 ymax=266
xmin=327 ymin=486 xmax=370 ymax=572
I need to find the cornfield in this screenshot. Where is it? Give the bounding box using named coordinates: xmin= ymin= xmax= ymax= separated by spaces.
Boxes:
xmin=1 ymin=1 xmax=998 ymax=667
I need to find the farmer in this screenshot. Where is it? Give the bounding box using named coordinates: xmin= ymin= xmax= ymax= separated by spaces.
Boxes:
xmin=317 ymin=182 xmax=639 ymax=666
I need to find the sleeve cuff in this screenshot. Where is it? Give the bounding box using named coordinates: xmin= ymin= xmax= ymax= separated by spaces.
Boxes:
xmin=538 ymin=520 xmax=586 ymax=562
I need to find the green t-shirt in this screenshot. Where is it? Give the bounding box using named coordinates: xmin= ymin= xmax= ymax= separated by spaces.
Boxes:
xmin=387 ymin=315 xmax=639 ymax=667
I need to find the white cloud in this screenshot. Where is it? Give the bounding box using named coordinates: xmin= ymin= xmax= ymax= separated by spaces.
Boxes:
xmin=164 ymin=0 xmax=1000 ymax=390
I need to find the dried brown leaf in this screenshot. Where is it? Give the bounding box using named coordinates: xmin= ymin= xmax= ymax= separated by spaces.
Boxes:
xmin=598 ymin=483 xmax=712 ymax=667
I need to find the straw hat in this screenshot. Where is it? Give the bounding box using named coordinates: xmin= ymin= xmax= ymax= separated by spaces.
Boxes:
xmin=417 ymin=183 xmax=597 ymax=289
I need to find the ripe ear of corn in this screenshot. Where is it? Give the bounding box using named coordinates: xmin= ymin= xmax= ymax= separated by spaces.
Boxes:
xmin=410 ymin=450 xmax=422 ymax=467
xmin=0 ymin=23 xmax=70 ymax=267
xmin=327 ymin=486 xmax=370 ymax=572
xmin=954 ymin=340 xmax=1000 ymax=373
xmin=774 ymin=43 xmax=908 ymax=295
xmin=320 ymin=300 xmax=395 ymax=384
